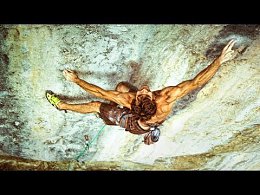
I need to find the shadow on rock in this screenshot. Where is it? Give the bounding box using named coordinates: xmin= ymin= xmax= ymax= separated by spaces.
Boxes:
xmin=206 ymin=24 xmax=260 ymax=59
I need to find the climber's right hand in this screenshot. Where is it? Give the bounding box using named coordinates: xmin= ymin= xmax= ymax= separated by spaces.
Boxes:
xmin=218 ymin=39 xmax=236 ymax=64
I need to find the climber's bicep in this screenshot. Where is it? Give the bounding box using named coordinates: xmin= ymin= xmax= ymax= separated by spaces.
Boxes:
xmin=160 ymin=80 xmax=196 ymax=103
xmin=104 ymin=91 xmax=133 ymax=108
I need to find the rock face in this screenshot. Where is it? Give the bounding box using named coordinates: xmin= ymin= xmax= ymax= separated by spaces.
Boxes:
xmin=0 ymin=25 xmax=259 ymax=170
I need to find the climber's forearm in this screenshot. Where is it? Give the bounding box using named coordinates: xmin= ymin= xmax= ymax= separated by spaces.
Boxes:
xmin=73 ymin=78 xmax=131 ymax=107
xmin=161 ymin=57 xmax=222 ymax=102
xmin=74 ymin=78 xmax=108 ymax=99
xmin=193 ymin=58 xmax=221 ymax=87
xmin=162 ymin=40 xmax=235 ymax=103
xmin=175 ymin=58 xmax=222 ymax=98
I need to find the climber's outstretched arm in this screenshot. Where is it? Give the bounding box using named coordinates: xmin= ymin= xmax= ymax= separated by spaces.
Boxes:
xmin=160 ymin=39 xmax=236 ymax=103
xmin=63 ymin=69 xmax=134 ymax=108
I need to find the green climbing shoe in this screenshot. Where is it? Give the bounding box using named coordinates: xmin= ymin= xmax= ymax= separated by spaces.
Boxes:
xmin=45 ymin=90 xmax=61 ymax=110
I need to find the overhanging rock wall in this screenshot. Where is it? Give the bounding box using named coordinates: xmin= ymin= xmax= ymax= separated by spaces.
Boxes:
xmin=0 ymin=25 xmax=259 ymax=170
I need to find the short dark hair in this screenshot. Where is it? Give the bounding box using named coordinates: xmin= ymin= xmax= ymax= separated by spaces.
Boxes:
xmin=131 ymin=96 xmax=157 ymax=121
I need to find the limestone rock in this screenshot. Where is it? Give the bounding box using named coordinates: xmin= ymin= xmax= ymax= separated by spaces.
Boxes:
xmin=0 ymin=24 xmax=259 ymax=170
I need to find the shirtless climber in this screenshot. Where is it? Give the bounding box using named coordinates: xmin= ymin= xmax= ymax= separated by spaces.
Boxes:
xmin=46 ymin=40 xmax=236 ymax=145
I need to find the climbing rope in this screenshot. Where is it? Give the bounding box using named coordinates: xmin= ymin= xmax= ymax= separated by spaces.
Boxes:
xmin=67 ymin=125 xmax=106 ymax=170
